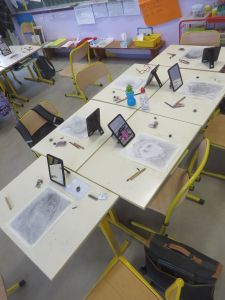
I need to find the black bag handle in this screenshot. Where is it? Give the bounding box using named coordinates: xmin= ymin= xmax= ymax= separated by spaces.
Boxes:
xmin=32 ymin=105 xmax=64 ymax=125
xmin=15 ymin=121 xmax=34 ymax=147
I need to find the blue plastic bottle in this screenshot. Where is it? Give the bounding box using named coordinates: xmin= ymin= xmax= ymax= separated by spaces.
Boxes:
xmin=126 ymin=91 xmax=136 ymax=106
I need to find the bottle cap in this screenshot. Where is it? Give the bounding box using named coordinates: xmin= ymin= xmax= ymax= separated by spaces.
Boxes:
xmin=140 ymin=87 xmax=145 ymax=93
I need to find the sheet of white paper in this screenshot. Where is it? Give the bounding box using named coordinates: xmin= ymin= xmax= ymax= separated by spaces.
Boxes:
xmin=92 ymin=3 xmax=108 ymax=18
xmin=8 ymin=187 xmax=71 ymax=247
xmin=178 ymin=81 xmax=224 ymax=100
xmin=107 ymin=1 xmax=124 ymax=17
xmin=74 ymin=5 xmax=95 ymax=25
xmin=112 ymin=75 xmax=146 ymax=91
xmin=122 ymin=0 xmax=140 ymax=16
xmin=183 ymin=48 xmax=204 ymax=60
xmin=65 ymin=179 xmax=90 ymax=200
xmin=122 ymin=133 xmax=180 ymax=171
xmin=58 ymin=116 xmax=88 ymax=139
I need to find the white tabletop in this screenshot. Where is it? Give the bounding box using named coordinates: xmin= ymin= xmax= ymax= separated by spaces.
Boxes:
xmin=150 ymin=44 xmax=225 ymax=72
xmin=148 ymin=68 xmax=225 ymax=126
xmin=0 ymin=45 xmax=41 ymax=73
xmin=93 ymin=64 xmax=169 ymax=109
xmin=32 ymin=100 xmax=135 ymax=171
xmin=77 ymin=111 xmax=200 ymax=209
xmin=0 ymin=156 xmax=118 ymax=280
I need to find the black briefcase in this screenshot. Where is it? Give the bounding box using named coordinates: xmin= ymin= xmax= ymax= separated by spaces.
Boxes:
xmin=144 ymin=234 xmax=222 ymax=300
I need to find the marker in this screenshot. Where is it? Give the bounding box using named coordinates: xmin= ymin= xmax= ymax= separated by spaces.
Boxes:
xmin=5 ymin=197 xmax=12 ymax=210
xmin=127 ymin=168 xmax=146 ymax=182
xmin=88 ymin=194 xmax=98 ymax=201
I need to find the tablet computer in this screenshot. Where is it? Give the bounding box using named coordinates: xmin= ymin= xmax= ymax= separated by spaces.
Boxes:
xmin=47 ymin=154 xmax=66 ymax=187
xmin=144 ymin=64 xmax=162 ymax=88
xmin=108 ymin=114 xmax=135 ymax=147
xmin=202 ymin=46 xmax=221 ymax=69
xmin=86 ymin=108 xmax=104 ymax=137
xmin=0 ymin=42 xmax=12 ymax=56
xmin=168 ymin=63 xmax=183 ymax=92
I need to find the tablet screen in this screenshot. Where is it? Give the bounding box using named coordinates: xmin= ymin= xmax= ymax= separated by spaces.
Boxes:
xmin=168 ymin=63 xmax=183 ymax=92
xmin=108 ymin=114 xmax=135 ymax=147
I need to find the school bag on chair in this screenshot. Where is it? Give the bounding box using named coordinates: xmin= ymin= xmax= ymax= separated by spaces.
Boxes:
xmin=144 ymin=233 xmax=222 ymax=300
xmin=33 ymin=56 xmax=56 ymax=80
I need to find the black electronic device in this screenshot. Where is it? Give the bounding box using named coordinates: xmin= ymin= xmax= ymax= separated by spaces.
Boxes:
xmin=202 ymin=46 xmax=221 ymax=69
xmin=144 ymin=64 xmax=162 ymax=88
xmin=47 ymin=154 xmax=66 ymax=187
xmin=168 ymin=63 xmax=183 ymax=92
xmin=0 ymin=42 xmax=12 ymax=56
xmin=108 ymin=114 xmax=135 ymax=147
xmin=86 ymin=108 xmax=104 ymax=137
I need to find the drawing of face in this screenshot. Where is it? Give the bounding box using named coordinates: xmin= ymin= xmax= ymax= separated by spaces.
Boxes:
xmin=135 ymin=140 xmax=165 ymax=160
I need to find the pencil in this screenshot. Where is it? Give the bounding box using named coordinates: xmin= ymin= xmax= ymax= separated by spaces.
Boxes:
xmin=127 ymin=168 xmax=146 ymax=181
xmin=69 ymin=141 xmax=85 ymax=150
xmin=5 ymin=197 xmax=12 ymax=210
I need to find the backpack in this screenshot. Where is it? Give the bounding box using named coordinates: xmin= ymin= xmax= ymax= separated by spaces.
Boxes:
xmin=15 ymin=104 xmax=64 ymax=147
xmin=34 ymin=56 xmax=56 ymax=80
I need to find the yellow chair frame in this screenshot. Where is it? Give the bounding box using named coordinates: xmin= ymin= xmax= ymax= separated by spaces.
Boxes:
xmin=108 ymin=139 xmax=210 ymax=243
xmin=84 ymin=256 xmax=184 ymax=300
xmin=0 ymin=275 xmax=26 ymax=300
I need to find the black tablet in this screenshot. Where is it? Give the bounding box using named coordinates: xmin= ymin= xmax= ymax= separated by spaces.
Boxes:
xmin=144 ymin=64 xmax=162 ymax=88
xmin=202 ymin=46 xmax=221 ymax=69
xmin=86 ymin=108 xmax=104 ymax=137
xmin=108 ymin=114 xmax=135 ymax=147
xmin=168 ymin=63 xmax=183 ymax=92
xmin=0 ymin=42 xmax=12 ymax=56
xmin=47 ymin=154 xmax=66 ymax=187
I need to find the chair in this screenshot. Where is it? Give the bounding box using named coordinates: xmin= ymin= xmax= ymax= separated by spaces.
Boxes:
xmin=180 ymin=30 xmax=220 ymax=46
xmin=0 ymin=275 xmax=26 ymax=299
xmin=21 ymin=22 xmax=40 ymax=45
xmin=60 ymin=42 xmax=112 ymax=101
xmin=84 ymin=256 xmax=184 ymax=300
xmin=202 ymin=112 xmax=225 ymax=180
xmin=109 ymin=139 xmax=210 ymax=241
xmin=15 ymin=101 xmax=62 ymax=149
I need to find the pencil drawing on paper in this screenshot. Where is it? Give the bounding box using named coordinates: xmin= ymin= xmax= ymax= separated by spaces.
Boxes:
xmin=112 ymin=75 xmax=146 ymax=90
xmin=184 ymin=48 xmax=204 ymax=59
xmin=58 ymin=116 xmax=88 ymax=139
xmin=122 ymin=134 xmax=180 ymax=171
xmin=179 ymin=81 xmax=224 ymax=100
xmin=9 ymin=187 xmax=71 ymax=247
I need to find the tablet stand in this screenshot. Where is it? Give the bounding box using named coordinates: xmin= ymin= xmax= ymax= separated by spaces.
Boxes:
xmin=152 ymin=69 xmax=162 ymax=87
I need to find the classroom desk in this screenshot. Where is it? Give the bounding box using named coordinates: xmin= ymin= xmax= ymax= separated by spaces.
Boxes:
xmin=77 ymin=111 xmax=200 ymax=209
xmin=0 ymin=156 xmax=120 ymax=280
xmin=32 ymin=100 xmax=135 ymax=171
xmin=148 ymin=68 xmax=225 ymax=126
xmin=150 ymin=44 xmax=225 ymax=72
xmin=93 ymin=64 xmax=169 ymax=109
xmin=0 ymin=45 xmax=41 ymax=72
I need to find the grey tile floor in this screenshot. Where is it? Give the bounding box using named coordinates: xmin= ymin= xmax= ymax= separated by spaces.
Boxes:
xmin=0 ymin=57 xmax=225 ymax=300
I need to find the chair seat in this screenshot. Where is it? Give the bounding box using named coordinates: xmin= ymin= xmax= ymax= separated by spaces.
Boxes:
xmin=147 ymin=168 xmax=189 ymax=216
xmin=204 ymin=114 xmax=225 ymax=148
xmin=85 ymin=260 xmax=160 ymax=300
xmin=59 ymin=62 xmax=88 ymax=78
xmin=0 ymin=276 xmax=7 ymax=300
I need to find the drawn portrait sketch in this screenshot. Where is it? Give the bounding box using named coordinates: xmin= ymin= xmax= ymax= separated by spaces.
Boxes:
xmin=122 ymin=134 xmax=180 ymax=171
xmin=179 ymin=81 xmax=224 ymax=100
xmin=58 ymin=116 xmax=88 ymax=139
xmin=184 ymin=48 xmax=204 ymax=60
xmin=8 ymin=187 xmax=71 ymax=247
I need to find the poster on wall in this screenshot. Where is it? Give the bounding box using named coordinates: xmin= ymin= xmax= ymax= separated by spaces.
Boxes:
xmin=74 ymin=5 xmax=96 ymax=25
xmin=92 ymin=3 xmax=108 ymax=18
xmin=138 ymin=0 xmax=182 ymax=26
xmin=107 ymin=1 xmax=124 ymax=17
xmin=123 ymin=0 xmax=140 ymax=16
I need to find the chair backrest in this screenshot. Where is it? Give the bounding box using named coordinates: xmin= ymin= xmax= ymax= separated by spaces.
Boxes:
xmin=165 ymin=278 xmax=184 ymax=300
xmin=165 ymin=138 xmax=210 ymax=220
xmin=21 ymin=22 xmax=40 ymax=45
xmin=180 ymin=30 xmax=220 ymax=46
xmin=0 ymin=276 xmax=7 ymax=300
xmin=76 ymin=61 xmax=110 ymax=91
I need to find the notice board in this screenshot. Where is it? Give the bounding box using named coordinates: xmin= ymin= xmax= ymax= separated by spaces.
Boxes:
xmin=139 ymin=0 xmax=181 ymax=26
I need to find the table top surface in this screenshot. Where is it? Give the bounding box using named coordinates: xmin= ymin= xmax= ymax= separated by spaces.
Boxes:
xmin=95 ymin=40 xmax=165 ymax=50
xmin=150 ymin=44 xmax=225 ymax=72
xmin=0 ymin=156 xmax=118 ymax=280
xmin=93 ymin=64 xmax=170 ymax=108
xmin=148 ymin=67 xmax=225 ymax=126
xmin=78 ymin=110 xmax=200 ymax=209
xmin=0 ymin=45 xmax=41 ymax=72
xmin=32 ymin=100 xmax=135 ymax=171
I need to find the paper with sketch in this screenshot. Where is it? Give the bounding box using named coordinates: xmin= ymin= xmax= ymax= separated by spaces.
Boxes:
xmin=8 ymin=187 xmax=71 ymax=247
xmin=112 ymin=75 xmax=145 ymax=91
xmin=65 ymin=179 xmax=90 ymax=200
xmin=178 ymin=81 xmax=224 ymax=100
xmin=93 ymin=3 xmax=108 ymax=18
xmin=183 ymin=48 xmax=204 ymax=60
xmin=58 ymin=116 xmax=88 ymax=139
xmin=123 ymin=0 xmax=140 ymax=16
xmin=122 ymin=133 xmax=180 ymax=171
xmin=107 ymin=1 xmax=124 ymax=17
xmin=74 ymin=5 xmax=95 ymax=25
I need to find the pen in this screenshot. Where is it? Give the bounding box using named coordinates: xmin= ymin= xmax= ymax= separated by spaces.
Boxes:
xmin=88 ymin=194 xmax=98 ymax=200
xmin=174 ymin=96 xmax=186 ymax=107
xmin=69 ymin=141 xmax=85 ymax=150
xmin=127 ymin=168 xmax=146 ymax=182
xmin=5 ymin=197 xmax=12 ymax=210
